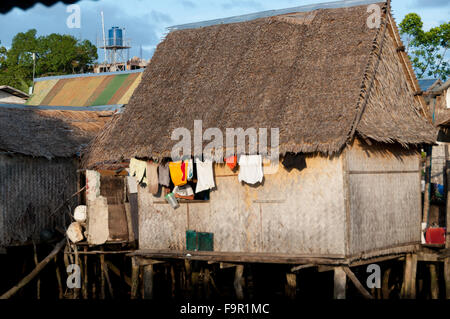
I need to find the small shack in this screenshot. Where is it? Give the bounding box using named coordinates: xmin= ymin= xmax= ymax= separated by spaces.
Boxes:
xmin=0 ymin=85 xmax=29 ymax=104
xmin=84 ymin=1 xmax=439 ymax=298
xmin=0 ymin=105 xmax=115 ymax=247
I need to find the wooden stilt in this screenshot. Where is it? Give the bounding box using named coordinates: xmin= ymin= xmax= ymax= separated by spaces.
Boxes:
xmin=99 ymin=252 xmax=105 ymax=299
xmin=342 ymin=266 xmax=374 ymax=299
xmin=402 ymin=254 xmax=417 ymax=299
xmin=184 ymin=260 xmax=192 ymax=291
xmin=73 ymin=244 xmax=80 ymax=299
xmin=106 ymin=260 xmax=131 ymax=286
xmin=203 ymin=268 xmax=211 ymax=299
xmin=234 ymin=265 xmax=244 ymax=300
xmin=429 ymin=263 xmax=439 ymax=299
xmin=102 ymin=256 xmax=114 ymax=298
xmin=445 ymin=258 xmax=450 ymax=299
xmin=333 ymin=267 xmax=346 ymax=299
xmin=382 ymin=267 xmax=392 ymax=299
xmin=33 ymin=243 xmax=40 ymax=299
xmin=82 ymin=247 xmax=88 ymax=299
xmin=285 ymin=273 xmax=296 ymax=299
xmin=54 ymin=256 xmax=64 ymax=299
xmin=143 ymin=264 xmax=154 ymax=299
xmin=0 ymin=239 xmax=66 ymax=299
xmin=170 ymin=265 xmax=176 ymax=298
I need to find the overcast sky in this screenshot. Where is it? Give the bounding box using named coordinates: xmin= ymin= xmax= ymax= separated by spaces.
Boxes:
xmin=0 ymin=0 xmax=449 ymax=61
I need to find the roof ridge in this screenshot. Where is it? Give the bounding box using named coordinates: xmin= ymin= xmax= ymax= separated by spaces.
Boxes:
xmin=168 ymin=0 xmax=385 ymax=31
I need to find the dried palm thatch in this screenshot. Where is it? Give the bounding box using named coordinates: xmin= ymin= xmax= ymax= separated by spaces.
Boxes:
xmin=84 ymin=2 xmax=437 ymax=168
xmin=0 ymin=107 xmax=113 ymax=159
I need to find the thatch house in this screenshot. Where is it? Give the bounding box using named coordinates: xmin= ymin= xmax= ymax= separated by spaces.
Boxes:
xmin=84 ymin=0 xmax=437 ymax=298
xmin=0 ymin=104 xmax=116 ymax=247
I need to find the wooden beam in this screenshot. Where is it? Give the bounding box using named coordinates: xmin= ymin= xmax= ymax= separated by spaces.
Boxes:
xmin=333 ymin=267 xmax=346 ymax=299
xmin=291 ymin=264 xmax=315 ymax=272
xmin=105 ymin=261 xmax=131 ymax=286
xmin=342 ymin=266 xmax=374 ymax=299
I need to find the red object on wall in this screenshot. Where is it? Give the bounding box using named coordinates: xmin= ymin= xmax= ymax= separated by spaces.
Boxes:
xmin=425 ymin=227 xmax=446 ymax=244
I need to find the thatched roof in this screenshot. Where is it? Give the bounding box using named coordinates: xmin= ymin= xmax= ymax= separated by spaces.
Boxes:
xmin=0 ymin=106 xmax=114 ymax=159
xmin=84 ymin=2 xmax=437 ymax=168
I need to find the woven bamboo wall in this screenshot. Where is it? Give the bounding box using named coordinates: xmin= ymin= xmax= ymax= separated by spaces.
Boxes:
xmin=139 ymin=156 xmax=347 ymax=256
xmin=345 ymin=140 xmax=421 ymax=256
xmin=0 ymin=154 xmax=78 ymax=246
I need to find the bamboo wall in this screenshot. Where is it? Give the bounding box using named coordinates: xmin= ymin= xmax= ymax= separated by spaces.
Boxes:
xmin=138 ymin=140 xmax=422 ymax=258
xmin=0 ymin=154 xmax=77 ymax=246
xmin=345 ymin=140 xmax=421 ymax=256
xmin=139 ymin=156 xmax=347 ymax=256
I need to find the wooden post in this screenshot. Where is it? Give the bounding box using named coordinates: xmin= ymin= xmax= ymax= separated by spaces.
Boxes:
xmin=184 ymin=260 xmax=192 ymax=292
xmin=382 ymin=267 xmax=392 ymax=299
xmin=285 ymin=273 xmax=297 ymax=299
xmin=130 ymin=257 xmax=139 ymax=299
xmin=33 ymin=243 xmax=40 ymax=299
xmin=99 ymin=253 xmax=105 ymax=299
xmin=423 ymin=147 xmax=432 ymax=223
xmin=333 ymin=267 xmax=346 ymax=299
xmin=429 ymin=263 xmax=439 ymax=299
xmin=402 ymin=254 xmax=418 ymax=299
xmin=82 ymin=247 xmax=88 ymax=299
xmin=342 ymin=266 xmax=374 ymax=299
xmin=234 ymin=265 xmax=244 ymax=300
xmin=54 ymin=256 xmax=64 ymax=299
xmin=143 ymin=264 xmax=154 ymax=299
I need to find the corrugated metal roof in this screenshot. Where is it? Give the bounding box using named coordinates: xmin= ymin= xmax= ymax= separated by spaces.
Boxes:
xmin=27 ymin=70 xmax=143 ymax=107
xmin=168 ymin=0 xmax=383 ymax=31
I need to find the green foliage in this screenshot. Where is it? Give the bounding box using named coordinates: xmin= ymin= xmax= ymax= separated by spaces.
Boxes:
xmin=399 ymin=13 xmax=449 ymax=80
xmin=0 ymin=29 xmax=98 ymax=92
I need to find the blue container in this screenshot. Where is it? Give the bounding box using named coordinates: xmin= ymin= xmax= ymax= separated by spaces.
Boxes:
xmin=108 ymin=27 xmax=123 ymax=46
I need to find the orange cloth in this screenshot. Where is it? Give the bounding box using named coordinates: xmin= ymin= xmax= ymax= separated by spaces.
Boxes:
xmin=225 ymin=155 xmax=237 ymax=170
xmin=169 ymin=161 xmax=187 ymax=186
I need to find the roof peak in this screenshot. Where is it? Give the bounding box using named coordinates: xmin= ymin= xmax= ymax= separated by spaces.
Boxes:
xmin=168 ymin=0 xmax=384 ymax=31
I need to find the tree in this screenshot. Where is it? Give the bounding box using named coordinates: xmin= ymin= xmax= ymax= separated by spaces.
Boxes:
xmin=399 ymin=13 xmax=449 ymax=80
xmin=0 ymin=29 xmax=97 ymax=92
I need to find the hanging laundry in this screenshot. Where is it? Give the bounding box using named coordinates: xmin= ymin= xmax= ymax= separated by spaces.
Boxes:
xmin=146 ymin=161 xmax=159 ymax=195
xmin=173 ymin=184 xmax=194 ymax=200
xmin=195 ymin=159 xmax=215 ymax=193
xmin=129 ymin=158 xmax=147 ymax=184
xmin=238 ymin=155 xmax=263 ymax=185
xmin=125 ymin=168 xmax=138 ymax=194
xmin=158 ymin=162 xmax=170 ymax=187
xmin=282 ymin=153 xmax=306 ymax=172
xmin=169 ymin=161 xmax=187 ymax=186
xmin=186 ymin=159 xmax=194 ymax=181
xmin=225 ymin=155 xmax=237 ymax=170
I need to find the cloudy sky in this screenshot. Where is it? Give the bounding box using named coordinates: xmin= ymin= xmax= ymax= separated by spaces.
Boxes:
xmin=0 ymin=0 xmax=449 ymax=61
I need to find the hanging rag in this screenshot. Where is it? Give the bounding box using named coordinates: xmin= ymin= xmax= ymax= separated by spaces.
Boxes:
xmin=195 ymin=159 xmax=215 ymax=193
xmin=129 ymin=158 xmax=147 ymax=184
xmin=282 ymin=153 xmax=306 ymax=172
xmin=225 ymin=155 xmax=237 ymax=170
xmin=169 ymin=161 xmax=187 ymax=186
xmin=146 ymin=161 xmax=159 ymax=195
xmin=186 ymin=159 xmax=194 ymax=181
xmin=238 ymin=155 xmax=263 ymax=185
xmin=158 ymin=162 xmax=171 ymax=187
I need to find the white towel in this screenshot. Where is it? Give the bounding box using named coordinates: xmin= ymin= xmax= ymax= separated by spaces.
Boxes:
xmin=238 ymin=155 xmax=263 ymax=185
xmin=195 ymin=159 xmax=215 ymax=193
